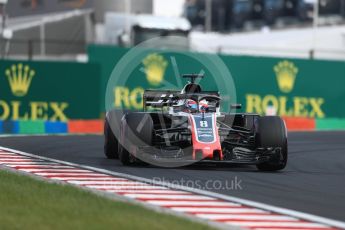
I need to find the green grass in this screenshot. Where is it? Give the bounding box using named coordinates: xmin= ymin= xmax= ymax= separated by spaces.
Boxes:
xmin=0 ymin=170 xmax=214 ymax=230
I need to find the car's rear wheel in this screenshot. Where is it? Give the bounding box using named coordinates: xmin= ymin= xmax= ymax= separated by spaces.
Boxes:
xmin=255 ymin=116 xmax=288 ymax=171
xmin=104 ymin=119 xmax=118 ymax=159
xmin=119 ymin=113 xmax=153 ymax=166
xmin=118 ymin=143 xmax=133 ymax=165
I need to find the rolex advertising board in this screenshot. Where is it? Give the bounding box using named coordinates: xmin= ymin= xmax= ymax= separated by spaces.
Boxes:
xmin=220 ymin=56 xmax=345 ymax=118
xmin=110 ymin=51 xmax=234 ymax=111
xmin=89 ymin=45 xmax=235 ymax=112
xmin=0 ymin=60 xmax=101 ymax=121
xmin=88 ymin=45 xmax=345 ymax=119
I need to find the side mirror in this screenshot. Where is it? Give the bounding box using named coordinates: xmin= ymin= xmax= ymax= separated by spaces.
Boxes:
xmin=230 ymin=104 xmax=242 ymax=110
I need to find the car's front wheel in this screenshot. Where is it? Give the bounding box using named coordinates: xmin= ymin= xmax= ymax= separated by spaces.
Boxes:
xmin=104 ymin=119 xmax=119 ymax=159
xmin=119 ymin=113 xmax=153 ymax=166
xmin=255 ymin=116 xmax=288 ymax=171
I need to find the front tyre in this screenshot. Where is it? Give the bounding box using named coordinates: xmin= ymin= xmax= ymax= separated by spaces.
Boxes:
xmin=104 ymin=119 xmax=119 ymax=159
xmin=118 ymin=143 xmax=132 ymax=165
xmin=256 ymin=116 xmax=288 ymax=171
xmin=119 ymin=113 xmax=153 ymax=166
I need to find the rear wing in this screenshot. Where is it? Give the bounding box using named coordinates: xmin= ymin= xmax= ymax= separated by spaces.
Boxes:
xmin=143 ymin=90 xmax=220 ymax=111
xmin=143 ymin=90 xmax=180 ymax=110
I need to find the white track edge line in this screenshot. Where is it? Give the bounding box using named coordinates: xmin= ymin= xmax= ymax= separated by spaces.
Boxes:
xmin=0 ymin=157 xmax=235 ymax=230
xmin=1 ymin=146 xmax=344 ymax=229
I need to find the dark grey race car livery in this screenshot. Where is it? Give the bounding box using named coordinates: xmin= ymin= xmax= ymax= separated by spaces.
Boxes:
xmin=104 ymin=74 xmax=288 ymax=171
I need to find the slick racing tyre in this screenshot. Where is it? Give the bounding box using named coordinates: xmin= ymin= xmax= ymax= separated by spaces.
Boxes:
xmin=119 ymin=113 xmax=153 ymax=166
xmin=255 ymin=116 xmax=288 ymax=171
xmin=104 ymin=119 xmax=119 ymax=159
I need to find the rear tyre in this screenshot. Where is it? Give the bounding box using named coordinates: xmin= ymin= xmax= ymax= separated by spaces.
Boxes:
xmin=256 ymin=116 xmax=288 ymax=171
xmin=119 ymin=113 xmax=153 ymax=166
xmin=104 ymin=119 xmax=118 ymax=159
xmin=118 ymin=143 xmax=132 ymax=165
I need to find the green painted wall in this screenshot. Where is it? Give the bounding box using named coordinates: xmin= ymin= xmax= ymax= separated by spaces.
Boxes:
xmin=88 ymin=45 xmax=345 ymax=119
xmin=0 ymin=60 xmax=101 ymax=121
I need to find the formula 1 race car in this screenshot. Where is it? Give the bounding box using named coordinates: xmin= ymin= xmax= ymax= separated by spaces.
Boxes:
xmin=104 ymin=74 xmax=288 ymax=171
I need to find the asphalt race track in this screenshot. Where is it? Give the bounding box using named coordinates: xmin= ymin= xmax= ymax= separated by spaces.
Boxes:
xmin=1 ymin=131 xmax=345 ymax=222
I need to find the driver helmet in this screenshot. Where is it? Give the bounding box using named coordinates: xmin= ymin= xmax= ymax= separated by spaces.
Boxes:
xmin=199 ymin=100 xmax=209 ymax=112
xmin=184 ymin=99 xmax=198 ymax=113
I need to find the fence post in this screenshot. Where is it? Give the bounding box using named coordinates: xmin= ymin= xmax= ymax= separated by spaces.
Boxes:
xmin=28 ymin=39 xmax=33 ymax=60
xmin=1 ymin=2 xmax=7 ymax=58
xmin=205 ymin=0 xmax=212 ymax=32
xmin=309 ymin=49 xmax=314 ymax=60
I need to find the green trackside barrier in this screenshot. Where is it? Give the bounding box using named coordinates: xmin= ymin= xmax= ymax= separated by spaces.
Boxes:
xmin=0 ymin=60 xmax=102 ymax=122
xmin=316 ymin=119 xmax=345 ymax=130
xmin=18 ymin=120 xmax=45 ymax=134
xmin=88 ymin=45 xmax=345 ymax=119
xmin=89 ymin=44 xmax=238 ymax=113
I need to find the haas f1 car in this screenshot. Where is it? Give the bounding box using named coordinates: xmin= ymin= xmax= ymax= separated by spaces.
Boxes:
xmin=104 ymin=74 xmax=288 ymax=171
